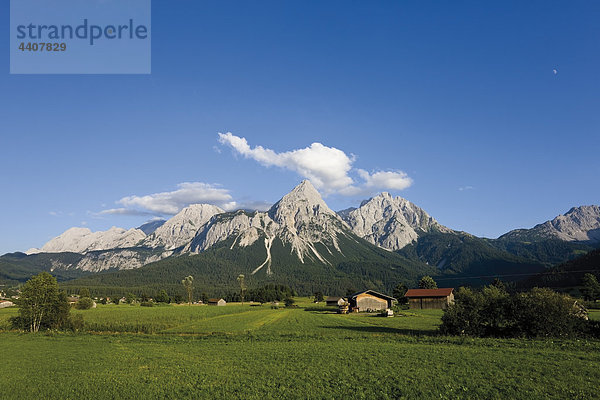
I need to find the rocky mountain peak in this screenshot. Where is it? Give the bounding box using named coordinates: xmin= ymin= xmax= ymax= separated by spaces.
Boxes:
xmin=343 ymin=193 xmax=449 ymax=250
xmin=144 ymin=203 xmax=225 ymax=250
xmin=538 ymin=205 xmax=600 ymax=242
xmin=27 ymin=226 xmax=146 ymax=255
xmin=268 ymin=180 xmax=340 ymax=227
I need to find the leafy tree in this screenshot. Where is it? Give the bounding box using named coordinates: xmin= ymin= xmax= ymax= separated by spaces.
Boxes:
xmin=346 ymin=288 xmax=357 ymax=296
xmin=441 ymin=286 xmax=589 ymax=338
xmin=237 ymin=274 xmax=246 ymax=305
xmin=581 ymin=273 xmax=600 ymax=301
xmin=126 ymin=293 xmax=136 ymax=304
xmin=173 ymin=294 xmax=184 ymax=304
xmin=75 ymin=297 xmax=94 ymax=310
xmin=491 ymin=278 xmax=506 ymax=292
xmin=247 ymin=284 xmax=295 ymax=303
xmin=140 ymin=292 xmax=150 ymax=302
xmin=155 ymin=290 xmax=170 ymax=303
xmin=200 ymin=292 xmax=209 ymax=304
xmin=79 ymin=288 xmax=91 ymax=298
xmin=419 ymin=276 xmax=437 ymax=289
xmin=10 ymin=272 xmax=71 ymax=332
xmin=313 ymin=292 xmax=324 ymax=303
xmin=284 ymin=297 xmax=295 ymax=307
xmin=512 ymin=288 xmax=587 ymax=337
xmin=182 ymin=276 xmax=194 ymax=305
xmin=392 ymin=283 xmax=408 ymax=304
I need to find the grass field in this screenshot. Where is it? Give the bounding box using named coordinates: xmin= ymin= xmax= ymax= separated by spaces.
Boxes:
xmin=1 ymin=302 xmax=599 ymax=399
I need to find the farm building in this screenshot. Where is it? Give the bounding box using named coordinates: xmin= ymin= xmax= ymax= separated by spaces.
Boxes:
xmin=326 ymin=296 xmax=346 ymax=307
xmin=0 ymin=301 xmax=14 ymax=309
xmin=348 ymin=290 xmax=396 ymax=312
xmin=404 ymin=288 xmax=454 ymax=309
xmin=208 ymin=298 xmax=226 ymax=306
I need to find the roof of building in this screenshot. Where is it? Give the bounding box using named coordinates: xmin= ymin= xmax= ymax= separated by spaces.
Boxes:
xmin=349 ymin=290 xmax=396 ymax=301
xmin=208 ymin=298 xmax=225 ymax=303
xmin=404 ymin=288 xmax=454 ymax=298
xmin=326 ymin=296 xmax=345 ymax=301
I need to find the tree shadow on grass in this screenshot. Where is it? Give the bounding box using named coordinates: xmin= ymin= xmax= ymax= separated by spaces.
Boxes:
xmin=320 ymin=325 xmax=439 ymax=336
xmin=303 ymin=306 xmax=337 ymax=313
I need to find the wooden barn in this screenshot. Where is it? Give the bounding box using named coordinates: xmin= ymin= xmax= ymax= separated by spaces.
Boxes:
xmin=208 ymin=298 xmax=226 ymax=306
xmin=404 ymin=288 xmax=454 ymax=310
xmin=326 ymin=296 xmax=346 ymax=307
xmin=348 ymin=290 xmax=396 ymax=312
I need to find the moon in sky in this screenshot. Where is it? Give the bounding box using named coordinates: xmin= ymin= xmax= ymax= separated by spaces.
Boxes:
xmin=553 ymin=69 xmax=558 ymax=75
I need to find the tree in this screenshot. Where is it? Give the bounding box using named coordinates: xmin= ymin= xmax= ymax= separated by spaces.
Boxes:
xmin=155 ymin=290 xmax=170 ymax=303
xmin=200 ymin=292 xmax=209 ymax=304
xmin=581 ymin=273 xmax=600 ymax=301
xmin=79 ymin=288 xmax=91 ymax=298
xmin=346 ymin=288 xmax=357 ymax=297
xmin=440 ymin=286 xmax=588 ymax=338
xmin=126 ymin=293 xmax=136 ymax=304
xmin=491 ymin=278 xmax=507 ymax=292
xmin=419 ymin=276 xmax=438 ymax=289
xmin=284 ymin=297 xmax=295 ymax=307
xmin=11 ymin=272 xmax=71 ymax=332
xmin=313 ymin=292 xmax=324 ymax=303
xmin=173 ymin=294 xmax=184 ymax=304
xmin=75 ymin=297 xmax=94 ymax=310
xmin=393 ymin=283 xmax=408 ymax=304
xmin=237 ymin=274 xmax=246 ymax=305
xmin=182 ymin=276 xmax=194 ymax=305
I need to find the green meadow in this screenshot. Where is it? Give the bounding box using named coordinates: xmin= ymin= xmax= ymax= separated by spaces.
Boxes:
xmin=1 ymin=302 xmax=599 ymax=399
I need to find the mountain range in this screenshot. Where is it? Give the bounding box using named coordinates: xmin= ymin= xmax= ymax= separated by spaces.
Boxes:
xmin=2 ymin=180 xmax=598 ymax=294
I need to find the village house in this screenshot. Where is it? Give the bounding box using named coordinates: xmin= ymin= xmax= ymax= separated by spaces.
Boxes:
xmin=207 ymin=298 xmax=226 ymax=306
xmin=0 ymin=300 xmax=15 ymax=309
xmin=326 ymin=296 xmax=347 ymax=307
xmin=404 ymin=288 xmax=455 ymax=310
xmin=348 ymin=290 xmax=396 ymax=312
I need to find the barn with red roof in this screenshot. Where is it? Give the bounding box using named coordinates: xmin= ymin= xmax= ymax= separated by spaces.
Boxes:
xmin=404 ymin=288 xmax=454 ymax=310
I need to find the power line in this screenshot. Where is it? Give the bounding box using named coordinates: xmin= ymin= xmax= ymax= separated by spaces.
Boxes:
xmin=434 ymin=268 xmax=600 ymax=282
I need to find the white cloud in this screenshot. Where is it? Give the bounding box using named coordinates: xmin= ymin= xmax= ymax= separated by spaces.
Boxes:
xmin=218 ymin=132 xmax=354 ymax=194
xmin=218 ymin=132 xmax=413 ymax=196
xmin=98 ymin=208 xmax=157 ymax=217
xmin=357 ymin=169 xmax=413 ymax=190
xmin=458 ymin=186 xmax=474 ymax=191
xmin=101 ymin=182 xmax=237 ymax=216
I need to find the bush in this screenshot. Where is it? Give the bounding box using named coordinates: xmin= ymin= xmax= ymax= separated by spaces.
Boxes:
xmin=140 ymin=301 xmax=154 ymax=307
xmin=511 ymin=288 xmax=587 ymax=337
xmin=440 ymin=286 xmax=590 ymax=338
xmin=75 ymin=297 xmax=95 ymax=310
xmin=155 ymin=290 xmax=170 ymax=303
xmin=284 ymin=297 xmax=295 ymax=307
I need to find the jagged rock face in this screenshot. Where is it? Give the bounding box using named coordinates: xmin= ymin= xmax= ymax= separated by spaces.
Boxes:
xmin=501 ymin=206 xmax=600 ymax=243
xmin=27 ymin=226 xmax=146 ymax=255
xmin=75 ymin=249 xmax=169 ymax=272
xmin=188 ymin=181 xmax=354 ymax=272
xmin=143 ymin=204 xmax=224 ymax=250
xmin=137 ymin=219 xmax=166 ymax=235
xmin=342 ymin=192 xmax=449 ymax=250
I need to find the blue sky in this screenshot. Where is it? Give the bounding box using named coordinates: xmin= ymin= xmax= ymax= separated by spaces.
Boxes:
xmin=1 ymin=1 xmax=599 ymax=254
